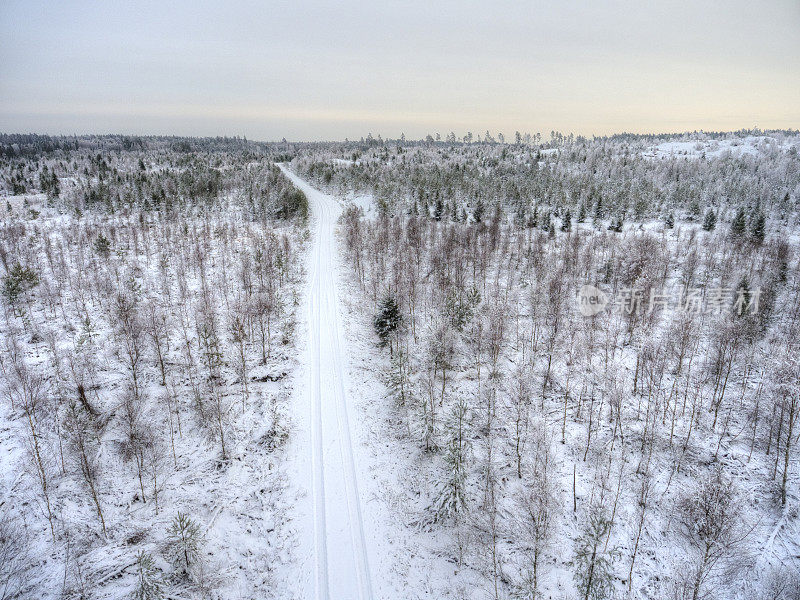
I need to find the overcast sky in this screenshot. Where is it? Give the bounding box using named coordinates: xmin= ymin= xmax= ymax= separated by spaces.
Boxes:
xmin=1 ymin=0 xmax=798 ymax=141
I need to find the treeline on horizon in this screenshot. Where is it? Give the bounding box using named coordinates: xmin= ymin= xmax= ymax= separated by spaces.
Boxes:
xmin=2 ymin=127 xmax=799 ymax=158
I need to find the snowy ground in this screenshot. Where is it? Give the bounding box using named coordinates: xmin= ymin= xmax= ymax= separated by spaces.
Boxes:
xmin=642 ymin=135 xmax=798 ymax=160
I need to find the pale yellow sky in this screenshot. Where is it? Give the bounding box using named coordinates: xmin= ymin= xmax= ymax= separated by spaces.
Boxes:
xmin=1 ymin=0 xmax=798 ymax=140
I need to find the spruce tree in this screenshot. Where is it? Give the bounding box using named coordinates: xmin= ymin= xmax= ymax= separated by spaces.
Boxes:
xmin=473 ymin=198 xmax=484 ymax=223
xmin=730 ymin=207 xmax=746 ymax=239
xmin=751 ymin=211 xmax=766 ymax=245
xmin=373 ymin=295 xmax=402 ymax=354
xmin=702 ymin=209 xmax=717 ymax=231
xmin=94 ymin=234 xmax=111 ymax=258
xmin=433 ymin=197 xmax=443 ymax=221
xmin=561 ymin=209 xmax=572 ymax=232
xmin=593 ymin=195 xmax=603 ymax=220
xmin=432 ymin=398 xmax=470 ymax=522
xmin=528 ymin=205 xmax=538 ymax=228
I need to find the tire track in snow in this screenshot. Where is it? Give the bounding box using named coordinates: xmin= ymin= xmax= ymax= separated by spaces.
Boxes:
xmin=278 ymin=164 xmax=373 ymax=600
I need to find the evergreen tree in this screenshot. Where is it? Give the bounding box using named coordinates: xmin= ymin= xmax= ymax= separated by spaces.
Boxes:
xmin=94 ymin=234 xmax=111 ymax=258
xmin=38 ymin=167 xmax=51 ymax=195
xmin=702 ymin=208 xmax=717 ymax=231
xmin=561 ymin=209 xmax=572 ymax=232
xmin=733 ymin=276 xmax=752 ymax=317
xmin=2 ymin=262 xmax=39 ymax=304
xmin=577 ymin=201 xmax=587 ymax=223
xmin=167 ymin=512 xmax=202 ymax=577
xmin=473 ymin=198 xmax=484 ymax=223
xmin=528 ymin=205 xmax=538 ymax=229
xmin=664 ymin=212 xmax=674 ymax=229
xmin=572 ymin=506 xmax=619 ymax=600
xmin=130 ymin=551 xmax=163 ymax=600
xmin=386 ymin=347 xmax=411 ymax=407
xmin=373 ymin=294 xmax=402 ymax=354
xmin=593 ymin=195 xmax=603 ymax=220
xmin=514 ymin=204 xmax=526 ymax=229
xmin=730 ymin=207 xmax=746 ymax=239
xmin=432 ymin=397 xmax=470 ymax=522
xmin=689 ymin=200 xmax=702 ymax=221
xmin=751 ymin=211 xmax=766 ymax=245
xmin=49 ymin=171 xmax=60 ymax=198
xmin=433 ymin=197 xmax=443 ymax=221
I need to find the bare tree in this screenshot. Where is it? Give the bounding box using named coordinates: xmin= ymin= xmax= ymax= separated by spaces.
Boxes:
xmin=506 ymin=364 xmax=532 ymax=478
xmin=677 ymin=469 xmax=747 ymax=600
xmin=64 ymin=399 xmax=106 ymax=534
xmin=0 ymin=510 xmax=29 ymax=600
xmin=515 ymin=424 xmax=558 ymax=599
xmin=3 ymin=355 xmax=55 ymax=536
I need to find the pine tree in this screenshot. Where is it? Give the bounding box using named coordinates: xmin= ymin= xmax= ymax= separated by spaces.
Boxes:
xmin=473 ymin=198 xmax=484 ymax=223
xmin=733 ymin=276 xmax=751 ymax=317
xmin=167 ymin=512 xmax=202 ymax=577
xmin=702 ymin=208 xmax=717 ymax=231
xmin=373 ymin=295 xmax=402 ymax=354
xmin=94 ymin=234 xmax=111 ymax=258
xmin=730 ymin=207 xmax=746 ymax=239
xmin=561 ymin=209 xmax=572 ymax=232
xmin=751 ymin=211 xmax=766 ymax=245
xmin=577 ymin=201 xmax=587 ymax=223
xmin=432 ymin=397 xmax=470 ymax=522
xmin=2 ymin=263 xmax=40 ymax=304
xmin=593 ymin=195 xmax=603 ymax=220
xmin=130 ymin=551 xmax=163 ymax=600
xmin=665 ymin=212 xmax=674 ymax=229
xmin=528 ymin=205 xmax=538 ymax=229
xmin=386 ymin=346 xmax=411 ymax=407
xmin=433 ymin=197 xmax=443 ymax=221
xmin=572 ymin=506 xmax=619 ymax=600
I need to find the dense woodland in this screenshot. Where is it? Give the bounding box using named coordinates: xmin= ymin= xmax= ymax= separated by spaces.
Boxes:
xmin=1 ymin=132 xmax=799 ymax=599
xmin=292 ymin=129 xmax=798 ymax=230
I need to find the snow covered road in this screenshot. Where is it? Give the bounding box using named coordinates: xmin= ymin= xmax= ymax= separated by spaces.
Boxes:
xmin=278 ymin=165 xmax=373 ymax=600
